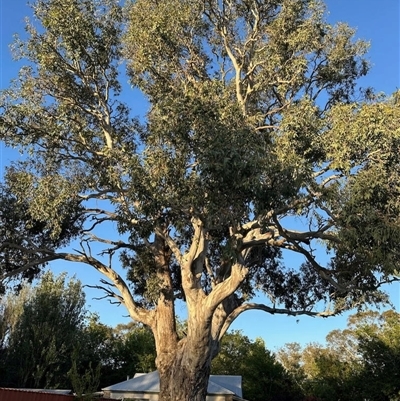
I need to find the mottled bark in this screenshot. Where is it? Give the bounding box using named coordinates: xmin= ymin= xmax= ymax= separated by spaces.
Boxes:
xmin=156 ymin=332 xmax=212 ymax=401
xmin=154 ymin=263 xmax=215 ymax=401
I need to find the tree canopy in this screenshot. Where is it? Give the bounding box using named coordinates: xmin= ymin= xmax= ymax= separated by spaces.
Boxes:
xmin=277 ymin=310 xmax=400 ymax=401
xmin=0 ymin=0 xmax=399 ymax=399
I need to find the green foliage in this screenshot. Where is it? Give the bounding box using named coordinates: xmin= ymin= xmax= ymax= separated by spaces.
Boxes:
xmin=0 ymin=184 xmax=83 ymax=288
xmin=61 ymin=314 xmax=157 ymax=389
xmin=68 ymin=349 xmax=101 ymax=400
xmin=74 ymin=315 xmax=121 ymax=389
xmin=2 ymin=272 xmax=86 ymax=388
xmin=1 ymin=0 xmax=398 ymax=314
xmin=355 ymin=311 xmax=400 ymax=401
xmin=212 ymin=331 xmax=302 ymax=401
xmin=117 ymin=323 xmax=157 ymax=374
xmin=0 ymin=285 xmax=34 ymax=384
xmin=0 ymin=276 xmax=157 ymax=390
xmin=324 ymin=101 xmax=400 ymax=296
xmin=0 ymin=1 xmax=399 ymax=398
xmin=278 ymin=311 xmax=400 ymax=401
xmin=0 ymin=285 xmax=33 ymax=345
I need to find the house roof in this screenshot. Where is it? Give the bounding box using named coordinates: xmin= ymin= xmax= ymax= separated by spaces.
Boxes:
xmin=103 ymin=371 xmax=160 ymax=393
xmin=102 ymin=371 xmax=243 ymax=397
xmin=209 ymin=375 xmax=243 ymax=398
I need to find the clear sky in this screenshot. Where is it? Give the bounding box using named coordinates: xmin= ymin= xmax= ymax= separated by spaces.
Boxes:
xmin=1 ymin=0 xmax=399 ymax=351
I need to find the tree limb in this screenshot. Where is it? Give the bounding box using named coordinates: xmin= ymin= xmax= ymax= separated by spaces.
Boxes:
xmin=205 ymin=263 xmax=248 ymax=314
xmin=219 ymin=302 xmax=339 ymax=340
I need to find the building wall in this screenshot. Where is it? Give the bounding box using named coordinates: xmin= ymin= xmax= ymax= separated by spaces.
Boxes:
xmin=207 ymin=395 xmax=231 ymax=401
xmin=0 ymin=388 xmax=109 ymax=401
xmin=103 ymin=391 xmax=159 ymax=400
xmin=104 ymin=392 xmax=230 ymax=401
xmin=0 ymin=388 xmax=74 ymax=401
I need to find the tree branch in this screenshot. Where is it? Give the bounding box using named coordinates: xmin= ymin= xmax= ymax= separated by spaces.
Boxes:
xmin=0 ymin=254 xmax=59 ymax=281
xmin=219 ymin=302 xmax=339 ymax=340
xmin=58 ymin=251 xmax=154 ymax=326
xmin=154 ymin=226 xmax=183 ymax=265
xmin=271 ymin=215 xmax=346 ymax=292
xmin=205 ymin=263 xmax=248 ymax=314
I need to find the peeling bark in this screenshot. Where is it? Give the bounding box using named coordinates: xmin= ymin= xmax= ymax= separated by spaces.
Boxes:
xmin=156 ymin=328 xmax=212 ymax=401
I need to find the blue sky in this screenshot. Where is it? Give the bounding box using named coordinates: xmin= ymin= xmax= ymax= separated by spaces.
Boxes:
xmin=0 ymin=1 xmax=399 ymax=350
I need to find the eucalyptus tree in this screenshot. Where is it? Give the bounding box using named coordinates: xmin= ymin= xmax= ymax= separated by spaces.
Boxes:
xmin=1 ymin=0 xmax=400 ymax=400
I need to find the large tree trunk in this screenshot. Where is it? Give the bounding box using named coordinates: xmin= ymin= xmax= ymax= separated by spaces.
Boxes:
xmin=154 ymin=298 xmax=216 ymax=401
xmin=150 ymin=227 xmax=232 ymax=401
xmin=157 ymin=338 xmax=211 ymax=401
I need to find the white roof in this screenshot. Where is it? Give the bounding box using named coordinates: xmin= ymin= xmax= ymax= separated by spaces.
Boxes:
xmin=102 ymin=371 xmax=242 ymax=397
xmin=103 ymin=371 xmax=160 ymax=393
xmin=209 ymin=375 xmax=243 ymax=397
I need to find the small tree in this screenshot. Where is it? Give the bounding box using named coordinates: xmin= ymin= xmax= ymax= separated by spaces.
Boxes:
xmin=68 ymin=349 xmax=101 ymax=401
xmin=1 ymin=0 xmax=399 ymax=400
xmin=4 ymin=272 xmax=86 ymax=388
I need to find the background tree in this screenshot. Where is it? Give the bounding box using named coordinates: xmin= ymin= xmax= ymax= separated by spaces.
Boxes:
xmin=276 ymin=342 xmax=306 ymax=389
xmin=112 ymin=322 xmax=157 ymax=378
xmin=1 ymin=0 xmax=399 ymax=399
xmin=277 ymin=311 xmax=400 ymax=401
xmin=212 ymin=331 xmax=302 ymax=401
xmin=352 ymin=311 xmax=400 ymax=401
xmin=3 ymin=272 xmax=86 ymax=388
xmin=0 ymin=274 xmax=156 ymax=390
xmin=68 ymin=350 xmax=101 ymax=401
xmin=0 ymin=285 xmax=33 ymax=347
xmin=0 ymin=285 xmax=34 ymax=385
xmin=77 ymin=315 xmax=118 ymax=388
xmin=86 ymin=320 xmax=157 ymax=388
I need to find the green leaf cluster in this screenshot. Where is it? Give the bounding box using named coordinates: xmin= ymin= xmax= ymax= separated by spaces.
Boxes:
xmin=0 ymin=0 xmax=399 ymax=364
xmin=278 ymin=310 xmax=400 ymax=401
